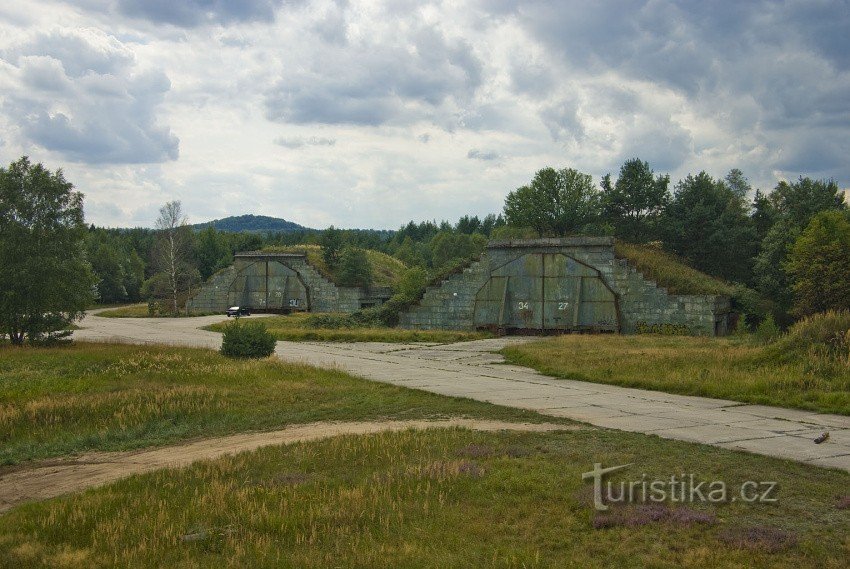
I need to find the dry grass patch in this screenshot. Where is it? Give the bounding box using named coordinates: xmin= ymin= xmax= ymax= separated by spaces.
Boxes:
xmin=0 ymin=343 xmax=555 ymax=465
xmin=502 ymin=334 xmax=850 ymax=414
xmin=1 ymin=428 xmax=847 ymax=568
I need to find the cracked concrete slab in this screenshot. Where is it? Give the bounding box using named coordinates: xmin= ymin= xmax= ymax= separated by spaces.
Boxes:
xmin=70 ymin=312 xmax=850 ymax=472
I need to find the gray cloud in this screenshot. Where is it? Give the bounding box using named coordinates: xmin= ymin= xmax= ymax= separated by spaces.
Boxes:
xmin=539 ymin=97 xmax=583 ymax=142
xmin=616 ymin=121 xmax=693 ymax=173
xmin=274 ymin=136 xmax=336 ymax=148
xmin=467 ymin=149 xmax=499 ymax=161
xmin=265 ymin=24 xmax=483 ymax=126
xmin=115 ymin=0 xmax=284 ymax=27
xmin=776 ymin=129 xmax=848 ymax=174
xmin=4 ymin=28 xmax=134 ymax=77
xmin=2 ymin=0 xmax=850 ymax=228
xmin=2 ymin=29 xmax=178 ymax=164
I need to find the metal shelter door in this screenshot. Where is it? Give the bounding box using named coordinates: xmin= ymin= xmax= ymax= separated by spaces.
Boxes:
xmin=266 ymin=261 xmax=309 ymax=311
xmin=473 ymin=253 xmax=619 ymax=332
xmin=228 ymin=260 xmax=309 ymax=311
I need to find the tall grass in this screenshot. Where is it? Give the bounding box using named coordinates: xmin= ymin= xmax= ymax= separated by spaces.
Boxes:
xmin=771 ymin=310 xmax=850 ymax=364
xmin=0 ymin=343 xmax=546 ymax=465
xmin=2 ymin=428 xmax=847 ymax=567
xmin=503 ymin=333 xmax=850 ymax=414
xmin=614 ymin=242 xmax=737 ymax=296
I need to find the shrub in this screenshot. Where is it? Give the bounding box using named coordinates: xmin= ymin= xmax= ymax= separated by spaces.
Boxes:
xmin=304 ymin=313 xmax=352 ymax=329
xmin=396 ymin=267 xmax=428 ymax=301
xmin=220 ymin=320 xmax=276 ymax=358
xmin=634 ymin=322 xmax=691 ymax=336
xmin=754 ymin=314 xmax=781 ymax=344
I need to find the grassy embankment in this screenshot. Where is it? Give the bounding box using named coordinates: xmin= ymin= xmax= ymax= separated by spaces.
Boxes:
xmin=205 ymin=312 xmax=490 ymax=343
xmin=1 ymin=427 xmax=847 ymax=567
xmin=263 ymin=244 xmax=407 ymax=289
xmin=0 ymin=343 xmax=550 ymax=465
xmin=614 ymin=241 xmax=738 ymax=296
xmin=503 ymin=311 xmax=850 ymax=415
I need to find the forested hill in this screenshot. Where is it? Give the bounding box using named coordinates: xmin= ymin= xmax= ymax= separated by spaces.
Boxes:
xmin=192 ymin=214 xmax=311 ymax=233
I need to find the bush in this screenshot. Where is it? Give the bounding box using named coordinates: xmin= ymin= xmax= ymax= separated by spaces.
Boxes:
xmin=220 ymin=320 xmax=276 ymax=358
xmin=396 ymin=267 xmax=427 ymax=300
xmin=730 ymin=283 xmax=774 ymax=329
xmin=754 ymin=314 xmax=781 ymax=344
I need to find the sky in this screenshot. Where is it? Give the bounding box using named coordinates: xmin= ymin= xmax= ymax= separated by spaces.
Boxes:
xmin=0 ymin=0 xmax=848 ymax=229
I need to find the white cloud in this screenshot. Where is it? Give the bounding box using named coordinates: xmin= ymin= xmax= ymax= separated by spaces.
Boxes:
xmin=1 ymin=27 xmax=178 ymax=164
xmin=0 ymin=0 xmax=847 ymax=228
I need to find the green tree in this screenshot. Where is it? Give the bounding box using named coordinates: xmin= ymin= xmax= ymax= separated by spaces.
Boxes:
xmin=786 ymin=211 xmax=850 ymax=316
xmin=88 ymin=238 xmax=127 ymax=303
xmin=455 ymin=215 xmax=481 ymax=234
xmin=750 ymin=189 xmax=777 ymax=243
xmin=394 ymin=236 xmax=430 ymax=267
xmin=85 ymin=229 xmax=146 ymax=303
xmin=503 ymin=167 xmax=600 ymax=237
xmin=430 ymin=231 xmax=487 ymax=269
xmin=337 ymin=246 xmax=373 ymax=288
xmin=320 ymin=226 xmax=343 ymax=269
xmin=662 ymin=172 xmax=757 ymax=283
xmin=753 ymin=218 xmax=799 ymax=321
xmin=752 ymin=177 xmax=846 ymax=321
xmin=195 ymin=226 xmax=231 ymax=280
xmin=0 ymin=157 xmax=95 ymax=344
xmin=724 ymin=168 xmax=751 ymax=200
xmin=123 ymin=249 xmax=145 ymax=301
xmin=770 ymin=177 xmax=846 ymax=228
xmin=600 ymin=158 xmax=670 ymax=242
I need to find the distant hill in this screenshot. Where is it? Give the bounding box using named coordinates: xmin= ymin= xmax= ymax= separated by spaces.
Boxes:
xmin=192 ymin=214 xmax=311 ymax=233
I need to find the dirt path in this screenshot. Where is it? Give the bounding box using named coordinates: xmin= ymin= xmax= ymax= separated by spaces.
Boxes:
xmin=0 ymin=419 xmax=571 ymax=514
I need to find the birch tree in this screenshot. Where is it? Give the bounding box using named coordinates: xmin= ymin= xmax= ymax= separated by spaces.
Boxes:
xmin=152 ymin=201 xmax=196 ymax=315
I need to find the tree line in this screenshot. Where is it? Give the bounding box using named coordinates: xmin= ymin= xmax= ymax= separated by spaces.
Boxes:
xmin=1 ymin=155 xmax=847 ymax=343
xmin=501 ymin=160 xmax=848 ymax=323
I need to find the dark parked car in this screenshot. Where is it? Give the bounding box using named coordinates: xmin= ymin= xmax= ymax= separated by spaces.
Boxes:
xmin=226 ymin=306 xmax=251 ymax=317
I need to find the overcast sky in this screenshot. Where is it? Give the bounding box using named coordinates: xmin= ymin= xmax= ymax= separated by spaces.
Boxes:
xmin=1 ymin=0 xmax=848 ymax=229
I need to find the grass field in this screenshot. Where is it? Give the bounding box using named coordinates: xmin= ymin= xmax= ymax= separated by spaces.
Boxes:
xmin=2 ymin=428 xmax=847 ymax=567
xmin=204 ymin=312 xmax=491 ymax=343
xmin=502 ymin=334 xmax=850 ymax=415
xmin=0 ymin=343 xmax=550 ymax=465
